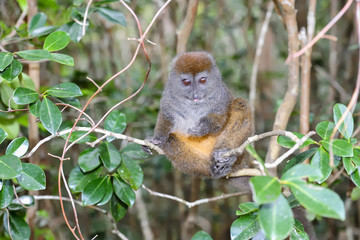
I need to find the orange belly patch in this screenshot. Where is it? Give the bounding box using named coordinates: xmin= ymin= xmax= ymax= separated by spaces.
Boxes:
xmin=174 ymin=133 xmax=217 ymax=158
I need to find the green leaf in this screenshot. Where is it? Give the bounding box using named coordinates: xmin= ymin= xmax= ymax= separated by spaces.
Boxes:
xmin=29 ymin=12 xmax=47 ymax=33
xmin=230 ymin=213 xmax=260 ymax=240
xmin=5 ymin=137 xmax=29 ymax=157
xmin=290 ymin=219 xmax=309 ymax=240
xmin=13 ymin=87 xmax=38 ymax=105
xmin=62 ymin=130 xmax=97 ymax=144
xmin=118 ymin=154 xmax=143 ymax=190
xmin=250 ymin=176 xmax=281 ymax=204
xmin=259 ymin=195 xmax=293 ymax=240
xmin=30 ymin=26 xmax=58 ymax=37
xmin=192 ymin=231 xmax=213 ymax=240
xmin=110 ymin=195 xmax=127 ymax=221
xmin=3 ymin=212 xmax=30 ymax=240
xmin=286 ymin=194 xmax=300 ymax=208
xmin=97 ymin=177 xmax=113 ymax=206
xmin=281 ymin=164 xmax=321 ymax=182
xmin=236 ymin=202 xmax=259 ymax=216
xmin=68 ymin=21 xmax=86 ymax=42
xmin=343 ymin=157 xmax=357 ymax=175
xmin=16 ymin=49 xmax=52 ymax=61
xmin=29 ymin=99 xmax=41 ymax=117
xmin=17 ymin=163 xmax=46 ymax=191
xmin=50 ymin=53 xmax=74 ymax=66
xmin=113 ymin=175 xmax=135 ymax=207
xmin=68 ymin=167 xmax=101 ymax=193
xmin=0 ymin=155 xmax=22 ymax=179
xmin=16 ymin=0 xmax=28 ymax=11
xmin=55 ymin=97 xmax=81 ymax=109
xmin=82 ymin=177 xmax=108 ymax=205
xmin=282 ymin=148 xmax=318 ymax=173
xmin=104 ymin=110 xmax=126 ymax=142
xmin=351 ymin=168 xmax=360 ymax=188
xmin=0 ymin=180 xmax=14 ymax=209
xmin=333 ymin=103 xmax=354 ymax=140
xmin=350 ymin=187 xmax=360 ymax=201
xmin=46 ymin=82 xmax=82 ymax=98
xmin=43 ymin=31 xmax=70 ymax=52
xmin=39 ymin=97 xmax=62 ymax=135
xmin=121 ymin=143 xmax=148 ymax=159
xmin=99 ymin=141 xmax=122 ymax=172
xmin=320 ymin=139 xmax=353 ymax=157
xmin=78 ymin=148 xmax=101 ymax=172
xmin=0 ymin=84 xmax=19 ymax=109
xmin=0 ymin=59 xmax=23 ymax=82
xmin=0 ymin=118 xmax=20 ymax=139
xmin=277 ymin=132 xmax=316 ymax=149
xmin=0 ymin=52 xmax=14 ymax=71
xmin=96 ymin=7 xmax=126 ymax=26
xmin=316 ymin=121 xmax=335 ymax=140
xmin=0 ymin=128 xmax=8 ymax=145
xmin=309 ymin=147 xmax=332 ymax=183
xmin=286 ymin=181 xmax=345 ymax=220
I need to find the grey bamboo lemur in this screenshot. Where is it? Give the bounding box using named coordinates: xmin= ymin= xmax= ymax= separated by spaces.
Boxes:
xmin=144 ymin=51 xmax=255 ymax=179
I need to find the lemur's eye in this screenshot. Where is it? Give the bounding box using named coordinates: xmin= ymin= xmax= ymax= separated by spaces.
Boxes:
xmin=182 ymin=79 xmax=191 ymax=86
xmin=199 ymin=77 xmax=206 ymax=84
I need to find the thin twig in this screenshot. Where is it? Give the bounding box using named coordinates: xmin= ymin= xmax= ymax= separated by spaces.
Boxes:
xmin=249 ymin=1 xmax=274 ymax=109
xmin=142 ymin=185 xmax=248 ymax=208
xmin=265 ymin=131 xmax=316 ymax=168
xmin=83 ymin=0 xmax=93 ymax=36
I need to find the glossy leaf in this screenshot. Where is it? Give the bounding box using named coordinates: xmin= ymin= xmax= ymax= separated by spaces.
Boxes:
xmin=333 ymin=103 xmax=354 ymax=140
xmin=281 ymin=164 xmax=321 ymax=182
xmin=69 ymin=21 xmax=86 ymax=42
xmin=3 ymin=212 xmax=30 ymax=240
xmin=96 ymin=7 xmax=126 ymax=26
xmin=99 ymin=141 xmax=122 ymax=172
xmin=50 ymin=53 xmax=74 ymax=66
xmin=68 ymin=167 xmax=101 ymax=193
xmin=0 ymin=59 xmax=23 ymax=82
xmin=16 ymin=49 xmax=52 ymax=61
xmin=17 ymin=163 xmax=46 ymax=191
xmin=46 ymin=82 xmax=82 ymax=98
xmin=78 ymin=148 xmax=101 ymax=172
xmin=62 ymin=130 xmax=97 ymax=144
xmin=250 ymin=176 xmax=281 ymax=204
xmin=351 ymin=168 xmax=360 ymax=188
xmin=43 ymin=31 xmax=70 ymax=52
xmin=29 ymin=99 xmax=41 ymax=117
xmin=82 ymin=177 xmax=108 ymax=205
xmin=0 ymin=52 xmax=14 ymax=71
xmin=31 ymin=25 xmax=58 ymax=37
xmin=29 ymin=12 xmax=47 ymax=33
xmin=316 ymin=121 xmax=335 ymax=140
xmin=97 ymin=177 xmax=113 ymax=206
xmin=282 ymin=148 xmax=318 ymax=173
xmin=277 ymin=132 xmax=316 ymax=149
xmin=13 ymin=87 xmax=38 ymax=105
xmin=39 ymin=97 xmax=62 ymax=135
xmin=290 ymin=219 xmax=309 ymax=240
xmin=0 ymin=84 xmax=19 ymax=109
xmin=259 ymin=195 xmax=293 ymax=240
xmin=230 ymin=213 xmax=260 ymax=240
xmin=113 ymin=175 xmax=135 ymax=207
xmin=192 ymin=231 xmax=213 ymax=240
xmin=344 ymin=157 xmax=357 ymax=175
xmin=104 ymin=110 xmax=126 ymax=142
xmin=5 ymin=137 xmax=29 ymax=157
xmin=118 ymin=154 xmax=143 ymax=190
xmin=287 ymin=181 xmax=345 ymax=220
xmin=309 ymin=147 xmax=332 ymax=183
xmin=236 ymin=202 xmax=259 ymax=216
xmin=121 ymin=143 xmax=148 ymax=159
xmin=0 ymin=155 xmax=22 ymax=179
xmin=55 ymin=97 xmax=81 ymax=109
xmin=110 ymin=195 xmax=127 ymax=221
xmin=320 ymin=139 xmax=353 ymax=157
xmin=0 ymin=180 xmax=14 ymax=209
xmin=0 ymin=128 xmax=8 ymax=145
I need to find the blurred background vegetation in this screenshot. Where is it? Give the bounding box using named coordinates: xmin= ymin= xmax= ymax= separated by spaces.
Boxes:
xmin=0 ymin=0 xmax=359 ymax=239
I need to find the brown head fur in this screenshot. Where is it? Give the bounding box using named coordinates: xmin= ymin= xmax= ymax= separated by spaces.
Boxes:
xmin=174 ymin=52 xmax=213 ymax=75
